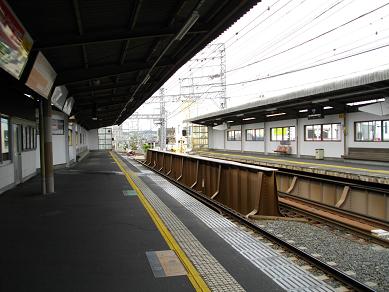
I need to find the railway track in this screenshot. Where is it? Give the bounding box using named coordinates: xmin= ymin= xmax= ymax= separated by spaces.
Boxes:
xmin=278 ymin=191 xmax=389 ymax=247
xmin=137 ymin=158 xmax=377 ymax=292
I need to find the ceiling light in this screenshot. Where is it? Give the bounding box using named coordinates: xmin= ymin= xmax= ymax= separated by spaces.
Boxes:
xmin=299 ymin=109 xmax=308 ymax=113
xmin=266 ymin=112 xmax=286 ymax=117
xmin=242 ymin=117 xmax=255 ymax=121
xmin=226 ymin=120 xmax=234 ymax=123
xmin=92 ymin=117 xmax=98 ymax=121
xmin=347 ymin=98 xmax=385 ymax=106
xmin=175 ymin=11 xmax=200 ymax=41
xmin=266 ymin=107 xmax=278 ymax=111
xmin=312 ymin=98 xmax=329 ymax=103
xmin=323 ymin=106 xmax=333 ymax=110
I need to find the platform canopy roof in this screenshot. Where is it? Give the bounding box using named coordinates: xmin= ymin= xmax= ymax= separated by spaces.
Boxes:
xmin=8 ymin=0 xmax=259 ymax=129
xmin=186 ymin=69 xmax=389 ymax=126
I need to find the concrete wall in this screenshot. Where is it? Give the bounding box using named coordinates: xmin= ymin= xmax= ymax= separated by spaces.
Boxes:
xmin=88 ymin=129 xmax=98 ymax=150
xmin=225 ymin=125 xmax=241 ymax=151
xmin=242 ymin=122 xmax=265 ymax=153
xmin=299 ymin=114 xmax=344 ymax=158
xmin=21 ymin=151 xmax=36 ymax=178
xmin=0 ymin=162 xmax=14 ymax=192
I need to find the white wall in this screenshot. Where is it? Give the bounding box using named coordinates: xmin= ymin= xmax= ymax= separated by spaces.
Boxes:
xmin=299 ymin=114 xmax=344 ymax=158
xmin=266 ymin=119 xmax=297 ymax=155
xmin=225 ymin=125 xmax=241 ymax=151
xmin=242 ymin=122 xmax=265 ymax=152
xmin=0 ymin=162 xmax=14 ymax=192
xmin=347 ymin=112 xmax=389 ymax=149
xmin=21 ymin=151 xmax=36 ymax=178
xmin=88 ymin=129 xmax=98 ymax=150
xmin=209 ymin=127 xmax=225 ymax=149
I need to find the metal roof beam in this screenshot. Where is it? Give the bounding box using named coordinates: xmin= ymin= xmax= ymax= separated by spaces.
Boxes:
xmin=34 ymin=29 xmax=206 ymax=50
xmin=56 ymin=59 xmax=173 ymax=85
xmin=71 ymin=82 xmax=137 ymax=95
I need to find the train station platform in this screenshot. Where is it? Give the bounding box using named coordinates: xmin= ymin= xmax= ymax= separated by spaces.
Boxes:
xmin=0 ymin=151 xmax=337 ymax=291
xmin=194 ymin=149 xmax=389 ymax=185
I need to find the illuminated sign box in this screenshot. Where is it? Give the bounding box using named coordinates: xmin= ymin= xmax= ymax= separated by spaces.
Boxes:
xmin=0 ymin=0 xmax=33 ymax=79
xmin=25 ymin=52 xmax=57 ymax=98
xmin=51 ymin=85 xmax=68 ymax=110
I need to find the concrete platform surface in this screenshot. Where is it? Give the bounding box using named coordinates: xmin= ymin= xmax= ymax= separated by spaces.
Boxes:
xmin=195 ymin=149 xmax=389 ymax=185
xmin=0 ymin=151 xmax=192 ymax=292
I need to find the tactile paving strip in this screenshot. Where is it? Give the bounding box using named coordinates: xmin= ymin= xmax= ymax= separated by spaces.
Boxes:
xmin=127 ymin=158 xmax=335 ymax=292
xmin=119 ymin=155 xmax=245 ymax=292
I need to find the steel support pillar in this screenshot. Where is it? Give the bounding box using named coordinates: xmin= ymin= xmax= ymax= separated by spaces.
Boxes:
xmin=43 ymin=96 xmax=55 ymax=193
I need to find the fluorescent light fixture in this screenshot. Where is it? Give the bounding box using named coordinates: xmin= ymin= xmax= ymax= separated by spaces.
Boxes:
xmin=175 ymin=11 xmax=200 ymax=41
xmin=299 ymin=109 xmax=308 ymax=113
xmin=266 ymin=112 xmax=286 ymax=117
xmin=226 ymin=120 xmax=234 ymax=123
xmin=312 ymin=98 xmax=329 ymax=104
xmin=242 ymin=117 xmax=255 ymax=121
xmin=347 ymin=98 xmax=385 ymax=106
xmin=92 ymin=117 xmax=98 ymax=121
xmin=266 ymin=107 xmax=278 ymax=111
xmin=323 ymin=106 xmax=333 ymax=110
xmin=142 ymin=74 xmax=150 ymax=85
xmin=24 ymin=93 xmax=32 ymax=97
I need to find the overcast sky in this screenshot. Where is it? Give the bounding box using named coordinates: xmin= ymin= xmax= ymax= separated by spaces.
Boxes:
xmin=123 ymin=0 xmax=389 ymax=130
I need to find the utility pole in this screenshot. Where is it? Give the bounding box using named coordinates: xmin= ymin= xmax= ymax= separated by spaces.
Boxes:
xmin=159 ymin=87 xmax=166 ymax=150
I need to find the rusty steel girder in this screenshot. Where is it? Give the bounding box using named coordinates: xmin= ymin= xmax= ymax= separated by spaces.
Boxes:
xmin=145 ymin=149 xmax=281 ymax=217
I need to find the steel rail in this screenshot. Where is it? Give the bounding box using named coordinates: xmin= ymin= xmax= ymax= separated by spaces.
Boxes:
xmin=136 ymin=158 xmax=375 ymax=292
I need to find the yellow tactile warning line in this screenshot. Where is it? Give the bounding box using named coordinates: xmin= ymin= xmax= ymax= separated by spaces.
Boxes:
xmin=110 ymin=152 xmax=210 ymax=292
xmin=197 ymin=150 xmax=389 ymax=176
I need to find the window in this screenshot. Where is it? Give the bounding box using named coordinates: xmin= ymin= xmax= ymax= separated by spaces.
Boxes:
xmin=191 ymin=125 xmax=208 ymax=149
xmin=355 ymin=120 xmax=388 ymax=142
xmin=246 ymin=128 xmax=264 ymax=141
xmin=270 ymin=126 xmax=295 ymax=141
xmin=98 ymin=127 xmax=113 ymax=150
xmin=68 ymin=129 xmax=73 ymax=146
xmin=305 ymin=123 xmax=341 ymax=141
xmin=22 ymin=125 xmax=37 ymax=151
xmin=52 ymin=119 xmax=64 ymax=135
xmin=227 ymin=130 xmax=241 ymax=141
xmin=1 ymin=116 xmax=10 ymax=161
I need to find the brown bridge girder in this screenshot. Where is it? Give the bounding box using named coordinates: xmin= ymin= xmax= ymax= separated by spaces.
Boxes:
xmin=145 ymin=149 xmax=281 ymax=217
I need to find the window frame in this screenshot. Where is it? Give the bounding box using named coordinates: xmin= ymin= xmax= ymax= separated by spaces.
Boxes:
xmin=304 ymin=123 xmax=341 ymax=142
xmin=21 ymin=125 xmax=37 ymax=151
xmin=0 ymin=115 xmax=10 ymax=163
xmin=270 ymin=126 xmax=296 ymax=141
xmin=354 ymin=120 xmax=389 ymax=142
xmin=226 ymin=130 xmax=241 ymax=141
xmin=245 ymin=128 xmax=264 ymax=141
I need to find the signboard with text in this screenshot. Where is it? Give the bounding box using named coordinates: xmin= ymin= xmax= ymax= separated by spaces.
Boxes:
xmin=0 ymin=0 xmax=33 ymax=79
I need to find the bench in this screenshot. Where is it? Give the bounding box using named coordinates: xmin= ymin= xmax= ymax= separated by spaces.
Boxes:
xmin=274 ymin=141 xmax=292 ymax=154
xmin=344 ymin=147 xmax=389 ymax=162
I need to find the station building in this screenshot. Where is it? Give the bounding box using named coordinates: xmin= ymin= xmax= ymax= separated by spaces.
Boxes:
xmin=187 ymin=70 xmax=389 ymax=162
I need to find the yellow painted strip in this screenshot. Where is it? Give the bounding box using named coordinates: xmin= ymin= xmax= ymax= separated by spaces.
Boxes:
xmin=197 ymin=150 xmax=389 ymax=175
xmin=110 ymin=152 xmax=210 ymax=292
